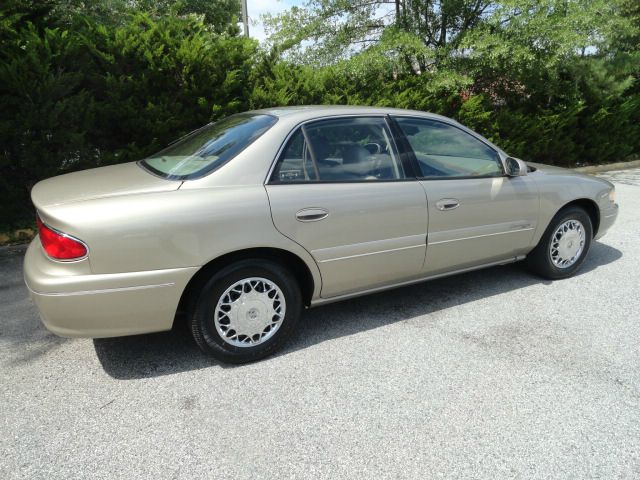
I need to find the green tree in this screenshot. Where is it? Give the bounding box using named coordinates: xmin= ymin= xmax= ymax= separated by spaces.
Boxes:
xmin=49 ymin=0 xmax=242 ymax=32
xmin=264 ymin=1 xmax=492 ymax=69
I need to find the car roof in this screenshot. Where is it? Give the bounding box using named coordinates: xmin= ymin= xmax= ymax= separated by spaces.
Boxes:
xmin=248 ymin=105 xmax=453 ymax=124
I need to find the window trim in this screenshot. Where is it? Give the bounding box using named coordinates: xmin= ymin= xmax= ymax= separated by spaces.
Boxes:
xmin=266 ymin=114 xmax=415 ymax=185
xmin=299 ymin=124 xmax=321 ymax=181
xmin=388 ymin=115 xmax=506 ymax=180
xmin=385 ymin=114 xmax=421 ymax=179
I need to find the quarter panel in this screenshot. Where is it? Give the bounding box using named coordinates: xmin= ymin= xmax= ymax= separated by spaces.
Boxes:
xmin=23 ymin=240 xmax=198 ymax=337
xmin=39 ymin=186 xmax=323 ymax=298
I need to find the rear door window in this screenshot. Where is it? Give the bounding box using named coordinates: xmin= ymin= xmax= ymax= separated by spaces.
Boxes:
xmin=271 ymin=117 xmax=405 ymax=183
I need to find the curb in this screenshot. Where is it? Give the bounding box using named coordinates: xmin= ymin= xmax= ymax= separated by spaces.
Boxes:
xmin=574 ymin=159 xmax=640 ymax=174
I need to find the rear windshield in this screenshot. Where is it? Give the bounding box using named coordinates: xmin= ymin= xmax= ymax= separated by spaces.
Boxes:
xmin=140 ymin=113 xmax=277 ymax=179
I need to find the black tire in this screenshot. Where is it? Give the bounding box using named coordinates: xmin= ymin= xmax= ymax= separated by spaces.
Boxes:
xmin=190 ymin=259 xmax=302 ymax=363
xmin=526 ymin=206 xmax=593 ymax=280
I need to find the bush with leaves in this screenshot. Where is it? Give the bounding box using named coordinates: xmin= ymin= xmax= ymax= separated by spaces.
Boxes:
xmin=0 ymin=2 xmax=255 ymax=227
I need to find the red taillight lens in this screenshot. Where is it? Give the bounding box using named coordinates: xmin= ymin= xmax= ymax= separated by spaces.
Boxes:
xmin=36 ymin=215 xmax=87 ymax=260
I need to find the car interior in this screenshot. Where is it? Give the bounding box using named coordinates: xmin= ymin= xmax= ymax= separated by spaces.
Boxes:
xmin=273 ymin=120 xmax=405 ymax=182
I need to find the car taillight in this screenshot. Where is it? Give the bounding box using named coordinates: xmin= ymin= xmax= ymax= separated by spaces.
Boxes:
xmin=36 ymin=215 xmax=88 ymax=260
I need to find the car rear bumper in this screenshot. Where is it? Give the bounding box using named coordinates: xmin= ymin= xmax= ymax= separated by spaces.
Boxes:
xmin=23 ymin=240 xmax=198 ymax=338
xmin=595 ymin=203 xmax=619 ymax=240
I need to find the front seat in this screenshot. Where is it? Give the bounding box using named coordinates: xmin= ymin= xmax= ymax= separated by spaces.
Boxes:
xmin=342 ymin=145 xmax=371 ymax=165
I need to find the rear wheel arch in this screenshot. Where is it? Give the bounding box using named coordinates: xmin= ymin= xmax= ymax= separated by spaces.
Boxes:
xmin=175 ymin=248 xmax=316 ymax=326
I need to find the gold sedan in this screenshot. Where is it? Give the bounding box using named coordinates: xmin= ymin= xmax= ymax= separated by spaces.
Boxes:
xmin=24 ymin=106 xmax=619 ymax=362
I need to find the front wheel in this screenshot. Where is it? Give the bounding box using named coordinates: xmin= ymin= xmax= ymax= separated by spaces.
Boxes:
xmin=526 ymin=206 xmax=593 ymax=280
xmin=191 ymin=259 xmax=302 ymax=363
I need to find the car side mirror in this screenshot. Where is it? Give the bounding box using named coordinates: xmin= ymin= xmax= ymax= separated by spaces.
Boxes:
xmin=505 ymin=157 xmax=528 ymax=177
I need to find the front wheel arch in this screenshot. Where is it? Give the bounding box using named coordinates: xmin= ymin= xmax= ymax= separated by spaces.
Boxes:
xmin=552 ymin=198 xmax=600 ymax=238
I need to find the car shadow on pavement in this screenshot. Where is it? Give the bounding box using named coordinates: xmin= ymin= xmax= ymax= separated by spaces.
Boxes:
xmin=93 ymin=241 xmax=622 ymax=380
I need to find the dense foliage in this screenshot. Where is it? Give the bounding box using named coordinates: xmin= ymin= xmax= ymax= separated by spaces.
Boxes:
xmin=1 ymin=0 xmax=638 ymax=228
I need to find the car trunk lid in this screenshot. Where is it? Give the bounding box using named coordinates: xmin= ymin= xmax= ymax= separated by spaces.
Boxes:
xmin=31 ymin=162 xmax=181 ymax=209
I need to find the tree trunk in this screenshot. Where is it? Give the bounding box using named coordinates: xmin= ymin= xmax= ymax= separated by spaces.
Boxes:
xmin=440 ymin=13 xmax=447 ymax=46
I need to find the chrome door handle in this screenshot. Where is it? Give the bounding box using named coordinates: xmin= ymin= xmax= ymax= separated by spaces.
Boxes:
xmin=295 ymin=208 xmax=329 ymax=222
xmin=435 ymin=198 xmax=460 ymax=211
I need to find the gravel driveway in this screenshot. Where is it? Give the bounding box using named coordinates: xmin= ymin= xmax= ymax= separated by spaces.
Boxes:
xmin=1 ymin=170 xmax=639 ymax=480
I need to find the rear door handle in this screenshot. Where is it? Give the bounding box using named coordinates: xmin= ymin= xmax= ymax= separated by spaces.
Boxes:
xmin=435 ymin=198 xmax=460 ymax=211
xmin=296 ymin=208 xmax=329 ymax=222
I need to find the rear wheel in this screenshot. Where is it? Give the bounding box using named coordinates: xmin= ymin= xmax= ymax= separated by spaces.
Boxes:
xmin=191 ymin=259 xmax=302 ymax=363
xmin=526 ymin=206 xmax=593 ymax=280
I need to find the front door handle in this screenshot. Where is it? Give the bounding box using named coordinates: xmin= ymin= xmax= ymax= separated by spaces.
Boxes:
xmin=296 ymin=207 xmax=329 ymax=222
xmin=435 ymin=198 xmax=460 ymax=211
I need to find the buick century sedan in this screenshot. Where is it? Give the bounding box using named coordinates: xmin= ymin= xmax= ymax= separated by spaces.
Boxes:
xmin=24 ymin=106 xmax=619 ymax=362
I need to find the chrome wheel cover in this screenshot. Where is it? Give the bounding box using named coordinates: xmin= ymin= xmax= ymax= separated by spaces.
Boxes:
xmin=214 ymin=277 xmax=286 ymax=348
xmin=549 ymin=219 xmax=586 ymax=269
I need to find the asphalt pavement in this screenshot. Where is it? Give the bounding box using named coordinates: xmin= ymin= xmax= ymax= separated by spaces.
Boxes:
xmin=1 ymin=169 xmax=639 ymax=479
